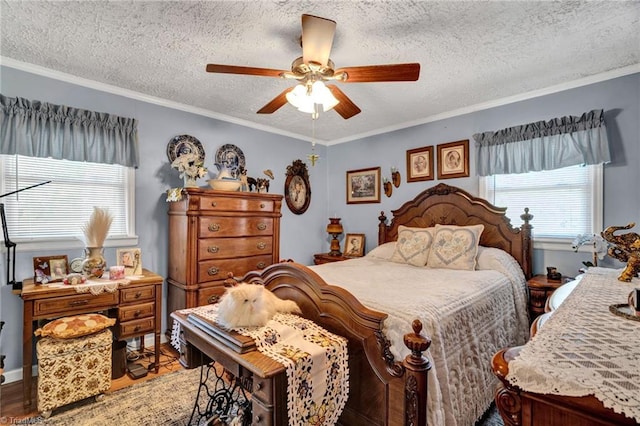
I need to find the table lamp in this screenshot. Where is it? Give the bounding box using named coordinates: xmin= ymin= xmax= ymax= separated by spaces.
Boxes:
xmin=327 ymin=218 xmax=344 ymax=256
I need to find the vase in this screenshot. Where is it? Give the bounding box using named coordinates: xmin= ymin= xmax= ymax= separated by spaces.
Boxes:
xmin=183 ymin=175 xmax=198 ymax=188
xmin=82 ymin=247 xmax=107 ymax=279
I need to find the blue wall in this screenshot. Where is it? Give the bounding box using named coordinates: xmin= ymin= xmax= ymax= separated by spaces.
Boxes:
xmin=1 ymin=65 xmax=638 ymax=378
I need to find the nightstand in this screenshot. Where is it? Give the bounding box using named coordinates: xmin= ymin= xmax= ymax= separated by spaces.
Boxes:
xmin=313 ymin=253 xmax=351 ymax=265
xmin=527 ymin=274 xmax=566 ymax=322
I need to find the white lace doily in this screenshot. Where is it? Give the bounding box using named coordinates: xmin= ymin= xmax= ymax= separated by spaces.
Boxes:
xmin=47 ymin=278 xmax=130 ymax=295
xmin=507 ymin=268 xmax=640 ymax=421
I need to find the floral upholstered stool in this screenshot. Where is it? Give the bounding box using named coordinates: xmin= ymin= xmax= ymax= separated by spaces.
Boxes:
xmin=35 ymin=314 xmax=114 ymax=418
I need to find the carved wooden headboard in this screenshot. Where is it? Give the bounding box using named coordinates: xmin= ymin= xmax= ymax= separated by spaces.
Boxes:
xmin=378 ymin=183 xmax=533 ymax=278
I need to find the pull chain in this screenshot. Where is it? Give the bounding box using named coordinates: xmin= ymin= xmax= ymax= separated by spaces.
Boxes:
xmin=307 ymin=115 xmax=320 ymax=166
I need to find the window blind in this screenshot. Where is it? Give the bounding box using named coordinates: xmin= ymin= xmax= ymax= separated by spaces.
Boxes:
xmin=1 ymin=155 xmax=133 ymax=243
xmin=481 ymin=164 xmax=601 ymax=239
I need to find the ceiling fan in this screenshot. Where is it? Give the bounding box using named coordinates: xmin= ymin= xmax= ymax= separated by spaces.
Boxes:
xmin=206 ymin=14 xmax=420 ymax=119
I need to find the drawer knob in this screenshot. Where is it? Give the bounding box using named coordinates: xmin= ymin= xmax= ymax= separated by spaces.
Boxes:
xmin=257 ymin=223 xmax=267 ymax=231
xmin=256 ymin=262 xmax=267 ymax=269
xmin=210 ymin=201 xmax=217 ymax=207
xmin=134 ymin=325 xmax=141 ymax=332
xmin=207 ymin=246 xmax=220 ymax=253
xmin=208 ymin=267 xmax=219 ymax=276
xmin=208 ymin=223 xmax=221 ymax=232
xmin=135 ymin=292 xmax=142 ymax=298
xmin=260 ymin=203 xmax=265 ymax=209
xmin=257 ymin=242 xmax=266 ymax=250
xmin=69 ymin=299 xmax=89 ymax=307
xmin=207 ymin=295 xmax=220 ymax=304
xmin=255 ymin=382 xmax=262 ymax=390
xmin=134 ymin=310 xmax=141 ymax=317
xmin=255 ymin=415 xmax=262 ymax=423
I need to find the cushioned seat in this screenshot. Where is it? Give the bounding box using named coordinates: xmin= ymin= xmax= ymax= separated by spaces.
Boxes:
xmin=36 ymin=327 xmax=112 ymax=417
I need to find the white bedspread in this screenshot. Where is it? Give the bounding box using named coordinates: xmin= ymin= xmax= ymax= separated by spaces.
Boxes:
xmin=310 ymin=253 xmax=529 ymax=426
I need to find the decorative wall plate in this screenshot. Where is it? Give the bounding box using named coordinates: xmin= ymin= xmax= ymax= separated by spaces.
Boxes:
xmin=284 ymin=159 xmax=311 ymax=214
xmin=167 ymin=135 xmax=205 ymax=163
xmin=215 ymin=144 xmax=246 ymax=173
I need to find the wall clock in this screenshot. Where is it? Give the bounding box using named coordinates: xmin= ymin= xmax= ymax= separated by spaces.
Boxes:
xmin=284 ymin=159 xmax=311 ymax=215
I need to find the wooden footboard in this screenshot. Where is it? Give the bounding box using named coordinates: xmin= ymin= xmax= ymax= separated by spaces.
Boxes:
xmin=241 ymin=262 xmax=432 ymax=426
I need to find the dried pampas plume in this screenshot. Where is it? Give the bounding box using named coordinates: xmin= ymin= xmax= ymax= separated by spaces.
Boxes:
xmin=81 ymin=207 xmax=113 ymax=247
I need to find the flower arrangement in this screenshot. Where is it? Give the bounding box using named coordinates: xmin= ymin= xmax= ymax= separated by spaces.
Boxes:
xmin=171 ymin=153 xmax=207 ymax=186
xmin=571 ymin=233 xmax=608 ymax=267
xmin=81 ymin=207 xmax=113 ymax=248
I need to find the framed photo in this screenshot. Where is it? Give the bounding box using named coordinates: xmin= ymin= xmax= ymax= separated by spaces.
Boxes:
xmin=346 ymin=167 xmax=381 ymax=204
xmin=437 ymin=139 xmax=469 ymax=179
xmin=406 ymin=146 xmax=434 ymax=182
xmin=33 ymin=255 xmax=68 ymax=284
xmin=344 ymin=233 xmax=365 ymax=257
xmin=284 ymin=159 xmax=311 ymax=215
xmin=117 ymin=248 xmax=142 ymax=276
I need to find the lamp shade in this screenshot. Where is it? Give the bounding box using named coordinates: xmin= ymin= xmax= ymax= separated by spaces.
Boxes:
xmin=326 ymin=218 xmax=343 ymax=234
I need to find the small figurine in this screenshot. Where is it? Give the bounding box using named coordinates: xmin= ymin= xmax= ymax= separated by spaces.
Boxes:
xmin=602 ymin=223 xmax=640 ymax=282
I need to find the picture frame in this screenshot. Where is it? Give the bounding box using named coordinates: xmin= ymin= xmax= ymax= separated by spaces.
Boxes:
xmin=346 ymin=167 xmax=381 ymax=204
xmin=284 ymin=159 xmax=311 ymax=215
xmin=406 ymin=146 xmax=434 ymax=182
xmin=437 ymin=139 xmax=469 ymax=179
xmin=117 ymin=247 xmax=143 ymax=276
xmin=344 ymin=233 xmax=365 ymax=257
xmin=33 ymin=255 xmax=68 ymax=284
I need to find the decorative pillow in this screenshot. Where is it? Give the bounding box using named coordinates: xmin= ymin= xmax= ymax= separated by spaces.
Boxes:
xmin=366 ymin=242 xmax=397 ymax=260
xmin=35 ymin=314 xmax=115 ymax=339
xmin=390 ymin=226 xmax=434 ymax=267
xmin=427 ymin=224 xmax=484 ymax=270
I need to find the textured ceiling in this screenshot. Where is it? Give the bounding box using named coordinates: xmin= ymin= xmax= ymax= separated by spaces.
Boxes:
xmin=1 ymin=1 xmax=639 ymax=144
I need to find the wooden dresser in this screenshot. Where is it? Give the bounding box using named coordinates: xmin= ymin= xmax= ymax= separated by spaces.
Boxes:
xmin=167 ymin=189 xmax=283 ymax=327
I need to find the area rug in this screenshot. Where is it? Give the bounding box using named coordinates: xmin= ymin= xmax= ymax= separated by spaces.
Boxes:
xmin=36 ymin=365 xmax=504 ymax=425
xmin=40 ymin=367 xmax=208 ymax=426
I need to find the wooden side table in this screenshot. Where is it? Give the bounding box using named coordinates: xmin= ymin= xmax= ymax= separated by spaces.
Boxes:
xmin=527 ymin=274 xmax=565 ymax=322
xmin=313 ymin=252 xmax=352 ymax=265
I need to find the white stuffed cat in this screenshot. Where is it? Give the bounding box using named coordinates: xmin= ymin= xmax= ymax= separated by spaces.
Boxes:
xmin=216 ymin=283 xmax=302 ymax=329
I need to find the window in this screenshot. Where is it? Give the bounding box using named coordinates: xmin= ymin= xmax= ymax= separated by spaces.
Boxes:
xmin=1 ymin=155 xmax=137 ymax=251
xmin=479 ymin=164 xmax=603 ymax=249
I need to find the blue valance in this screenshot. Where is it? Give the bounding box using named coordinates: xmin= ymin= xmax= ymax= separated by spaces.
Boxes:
xmin=473 ymin=109 xmax=610 ymax=176
xmin=0 ymin=94 xmax=139 ymax=167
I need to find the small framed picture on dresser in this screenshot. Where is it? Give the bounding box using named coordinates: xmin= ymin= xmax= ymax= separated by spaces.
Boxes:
xmin=33 ymin=255 xmax=68 ymax=284
xmin=117 ymin=248 xmax=143 ymax=276
xmin=344 ymin=234 xmax=365 ymax=257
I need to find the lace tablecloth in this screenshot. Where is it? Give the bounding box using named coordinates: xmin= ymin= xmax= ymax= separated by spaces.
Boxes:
xmin=507 ymin=268 xmax=640 ymax=421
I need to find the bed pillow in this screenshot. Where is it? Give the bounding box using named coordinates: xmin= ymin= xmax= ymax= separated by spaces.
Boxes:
xmin=34 ymin=314 xmax=115 ymax=339
xmin=390 ymin=226 xmax=434 ymax=266
xmin=427 ymin=224 xmax=484 ymax=270
xmin=366 ymin=242 xmax=397 ymax=260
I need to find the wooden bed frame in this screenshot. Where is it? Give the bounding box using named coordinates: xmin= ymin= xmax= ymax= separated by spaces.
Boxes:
xmin=238 ymin=183 xmax=534 ymax=425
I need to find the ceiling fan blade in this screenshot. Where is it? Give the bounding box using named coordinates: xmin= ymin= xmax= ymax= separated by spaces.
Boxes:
xmin=256 ymin=88 xmax=293 ymax=114
xmin=206 ymin=64 xmax=285 ymax=78
xmin=326 ymin=85 xmax=361 ymax=119
xmin=335 ymin=63 xmax=421 ymax=82
xmin=301 ymin=14 xmax=336 ymax=67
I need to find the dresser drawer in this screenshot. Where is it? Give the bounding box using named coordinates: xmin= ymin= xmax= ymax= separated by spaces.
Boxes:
xmin=120 ymin=285 xmax=155 ymax=304
xmin=197 ymin=255 xmax=274 ymax=283
xmin=34 ymin=291 xmax=118 ymax=317
xmin=116 ymin=317 xmax=155 ymax=339
xmin=118 ymin=301 xmax=155 ymax=321
xmin=198 ymin=236 xmax=273 ymax=260
xmin=198 ymin=196 xmax=276 ymax=213
xmin=199 ymin=217 xmax=274 ymax=238
xmin=197 ymin=286 xmax=227 ymax=306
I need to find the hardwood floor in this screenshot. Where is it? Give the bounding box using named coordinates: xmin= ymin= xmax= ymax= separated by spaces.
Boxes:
xmin=0 ymin=343 xmax=183 ymax=423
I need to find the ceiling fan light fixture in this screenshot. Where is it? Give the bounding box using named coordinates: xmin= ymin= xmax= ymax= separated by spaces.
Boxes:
xmin=286 ymin=81 xmax=339 ymax=116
